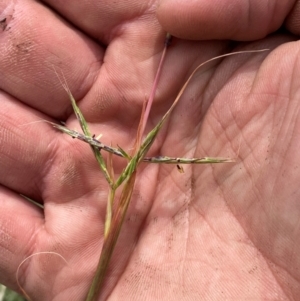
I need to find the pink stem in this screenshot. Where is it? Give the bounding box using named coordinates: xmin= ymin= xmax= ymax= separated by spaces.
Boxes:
xmin=139 ymin=33 xmax=172 ymax=139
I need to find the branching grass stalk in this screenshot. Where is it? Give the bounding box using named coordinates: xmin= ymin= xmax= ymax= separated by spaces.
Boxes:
xmin=52 ymin=33 xmax=269 ymax=301
xmin=51 ymin=123 xmax=233 ymax=164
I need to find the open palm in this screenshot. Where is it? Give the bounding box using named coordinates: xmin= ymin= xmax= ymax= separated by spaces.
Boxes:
xmin=1 ymin=1 xmax=300 ymax=300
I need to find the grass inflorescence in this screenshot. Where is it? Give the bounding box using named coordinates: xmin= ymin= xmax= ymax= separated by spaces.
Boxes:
xmin=51 ymin=33 xmax=268 ymax=301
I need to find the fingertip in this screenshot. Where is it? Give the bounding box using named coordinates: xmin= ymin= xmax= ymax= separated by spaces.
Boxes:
xmin=156 ymin=0 xmax=246 ymax=40
xmin=157 ymin=0 xmax=292 ymax=41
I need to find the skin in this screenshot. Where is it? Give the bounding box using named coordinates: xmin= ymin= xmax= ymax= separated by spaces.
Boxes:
xmin=0 ymin=0 xmax=300 ymax=300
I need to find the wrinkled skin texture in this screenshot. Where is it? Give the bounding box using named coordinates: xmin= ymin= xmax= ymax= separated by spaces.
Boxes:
xmin=0 ymin=0 xmax=300 ymax=300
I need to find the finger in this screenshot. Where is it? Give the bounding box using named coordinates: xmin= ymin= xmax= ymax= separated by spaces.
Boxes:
xmin=40 ymin=0 xmax=158 ymax=43
xmin=0 ymin=90 xmax=109 ymax=203
xmin=0 ymin=185 xmax=43 ymax=291
xmin=285 ymin=1 xmax=300 ymax=35
xmin=0 ymin=90 xmax=54 ymax=201
xmin=0 ymin=0 xmax=103 ymax=119
xmin=157 ymin=0 xmax=295 ymax=40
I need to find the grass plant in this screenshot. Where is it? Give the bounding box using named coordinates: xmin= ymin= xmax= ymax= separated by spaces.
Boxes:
xmin=47 ymin=33 xmax=268 ymax=301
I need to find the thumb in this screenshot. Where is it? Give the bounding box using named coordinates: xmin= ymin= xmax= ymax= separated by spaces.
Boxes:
xmin=156 ymin=0 xmax=294 ymax=41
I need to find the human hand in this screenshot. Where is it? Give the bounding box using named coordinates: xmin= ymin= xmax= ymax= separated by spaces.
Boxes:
xmin=0 ymin=0 xmax=300 ymax=300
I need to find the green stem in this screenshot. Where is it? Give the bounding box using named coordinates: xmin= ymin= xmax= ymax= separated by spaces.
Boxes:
xmin=85 ymin=173 xmax=136 ymax=301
